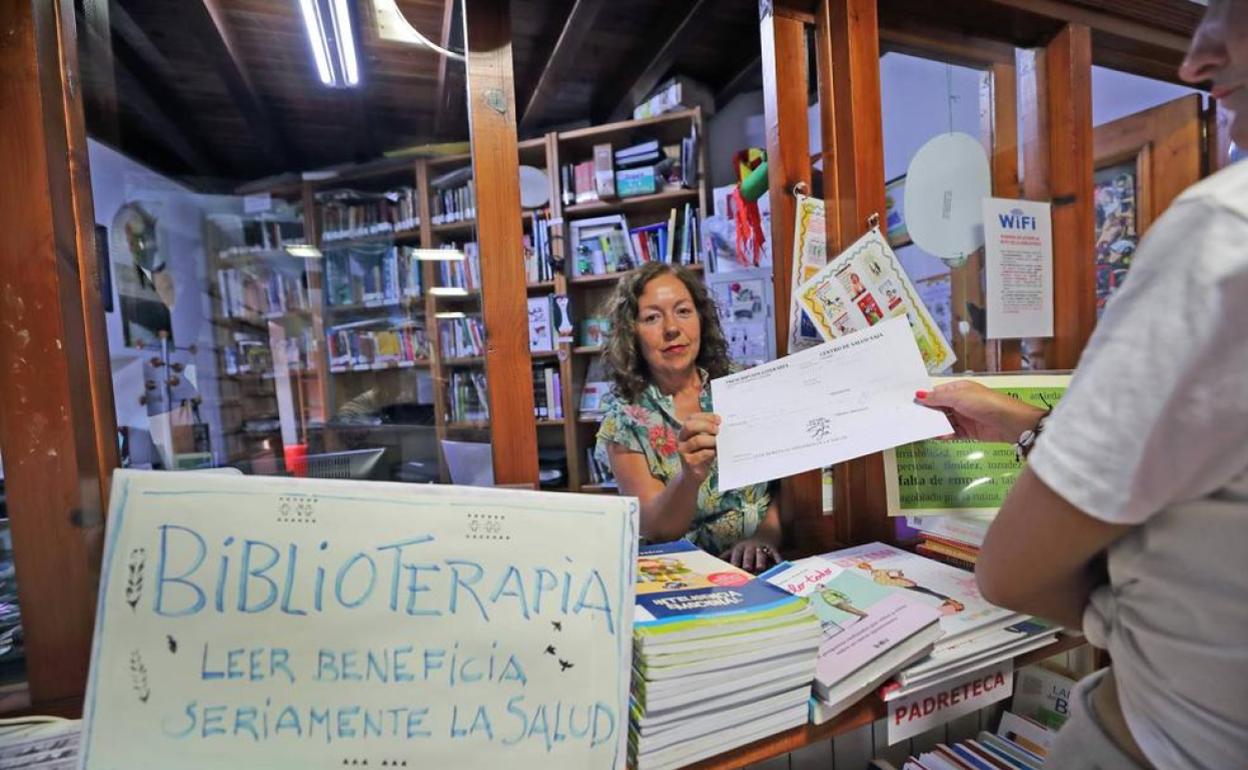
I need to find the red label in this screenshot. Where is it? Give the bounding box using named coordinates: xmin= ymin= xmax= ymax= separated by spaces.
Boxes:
xmin=707 ymin=571 xmax=749 ymax=587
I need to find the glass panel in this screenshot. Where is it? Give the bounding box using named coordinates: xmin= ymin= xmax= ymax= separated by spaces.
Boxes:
xmin=79 ymin=0 xmax=485 ymax=484
xmin=0 ymin=442 xmax=28 ymax=708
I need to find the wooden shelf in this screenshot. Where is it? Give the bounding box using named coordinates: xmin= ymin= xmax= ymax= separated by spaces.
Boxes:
xmin=573 ymin=345 xmax=604 ymax=355
xmin=326 ymin=297 xmax=423 ymax=314
xmin=442 ymin=356 xmax=486 ymax=367
xmin=570 ymin=262 xmax=703 ymax=286
xmin=526 ymin=280 xmax=557 ymax=293
xmin=431 ymin=288 xmax=481 ymax=301
xmin=329 ymin=360 xmax=431 ymax=373
xmin=432 ymin=219 xmax=476 ymax=235
xmin=563 ymin=187 xmax=698 ymax=217
xmin=578 ymin=415 xmax=603 ymax=424
xmin=446 ymin=421 xmax=490 ymax=431
xmin=579 ymin=483 xmax=618 ymax=494
xmin=684 ymin=634 xmax=1088 ymax=770
xmin=556 ymin=107 xmax=702 ymax=152
xmin=530 ymin=350 xmax=559 ymax=360
xmin=536 ymin=419 xmax=565 ymax=427
xmin=320 ymin=228 xmax=422 ymax=247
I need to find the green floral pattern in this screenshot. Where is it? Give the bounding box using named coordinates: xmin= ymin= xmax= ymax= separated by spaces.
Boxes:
xmin=595 ymin=377 xmax=772 ymax=554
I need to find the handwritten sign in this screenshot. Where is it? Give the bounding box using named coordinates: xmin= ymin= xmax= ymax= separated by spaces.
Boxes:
xmin=80 ymin=470 xmax=638 ymax=770
xmin=887 ymin=660 xmax=1014 ymax=744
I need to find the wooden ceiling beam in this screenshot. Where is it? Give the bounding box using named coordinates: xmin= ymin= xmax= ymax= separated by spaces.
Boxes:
xmin=518 ymin=0 xmax=607 ymax=131
xmin=977 ymin=0 xmax=1191 ymax=52
xmin=433 ymin=0 xmax=457 ymax=137
xmin=185 ymin=0 xmax=294 ymax=169
xmin=601 ymin=0 xmax=716 ymax=123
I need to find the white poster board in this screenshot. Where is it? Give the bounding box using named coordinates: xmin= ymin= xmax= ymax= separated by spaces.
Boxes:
xmin=983 ymin=198 xmax=1054 ymax=339
xmin=80 ymin=470 xmax=638 ymax=770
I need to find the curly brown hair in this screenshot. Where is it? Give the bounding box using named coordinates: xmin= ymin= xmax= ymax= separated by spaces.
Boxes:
xmin=601 ymin=262 xmax=732 ymax=402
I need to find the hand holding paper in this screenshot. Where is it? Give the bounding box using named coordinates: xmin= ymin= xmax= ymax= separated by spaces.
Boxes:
xmin=711 ymin=317 xmax=953 ymax=491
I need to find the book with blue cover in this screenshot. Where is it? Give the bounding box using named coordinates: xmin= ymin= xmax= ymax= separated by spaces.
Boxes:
xmin=633 ymin=541 xmax=814 ymax=648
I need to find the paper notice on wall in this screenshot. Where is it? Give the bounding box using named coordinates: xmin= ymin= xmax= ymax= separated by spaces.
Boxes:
xmin=984 ymin=198 xmax=1054 ymax=339
xmin=79 ymin=470 xmax=639 ymax=770
xmin=887 ymin=660 xmax=1014 ymax=744
xmin=788 ymin=195 xmax=828 ymax=352
xmin=795 ymin=227 xmax=956 ymax=374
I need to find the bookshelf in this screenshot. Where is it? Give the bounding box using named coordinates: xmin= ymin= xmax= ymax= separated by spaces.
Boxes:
xmin=212 ymin=111 xmax=707 ymax=489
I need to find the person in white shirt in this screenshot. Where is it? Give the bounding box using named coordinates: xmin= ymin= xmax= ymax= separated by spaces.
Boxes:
xmin=916 ymin=2 xmax=1248 ymax=768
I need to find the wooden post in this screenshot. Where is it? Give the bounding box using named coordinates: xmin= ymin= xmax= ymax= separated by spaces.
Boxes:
xmin=0 ymin=0 xmax=118 ymax=711
xmin=981 ymin=61 xmax=1021 ymax=371
xmin=760 ymin=2 xmax=825 ymax=553
xmin=817 ymin=0 xmax=891 ymax=547
xmin=463 ymin=0 xmax=539 ymax=485
xmin=1042 ymin=25 xmax=1096 ymax=370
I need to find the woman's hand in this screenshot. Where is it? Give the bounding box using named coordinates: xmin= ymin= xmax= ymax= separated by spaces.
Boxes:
xmin=721 ymin=538 xmax=781 ymax=574
xmin=916 ymin=381 xmax=1047 ymax=443
xmin=677 ymin=412 xmax=720 ymax=482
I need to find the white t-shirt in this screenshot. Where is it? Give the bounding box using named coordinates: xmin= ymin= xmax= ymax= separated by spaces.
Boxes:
xmin=1028 ymin=160 xmax=1248 ymax=770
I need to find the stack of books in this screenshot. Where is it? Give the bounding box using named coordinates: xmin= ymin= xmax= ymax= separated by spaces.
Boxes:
xmin=438 ymin=315 xmax=486 ymax=359
xmin=318 ymin=187 xmax=420 ymax=242
xmin=435 ymin=243 xmax=482 ymax=291
xmin=217 ymin=264 xmax=310 ymax=319
xmin=430 ymin=167 xmax=475 ymax=224
xmin=628 ymin=203 xmax=700 ymax=266
xmin=761 ymin=557 xmax=944 ymax=724
xmin=524 ymin=211 xmax=558 ymax=283
xmin=629 ymin=541 xmax=820 ymax=770
xmin=819 ymin=544 xmax=1057 ymax=702
xmin=531 ymin=364 xmax=563 ymax=420
xmin=447 ymin=369 xmax=488 ymax=424
xmin=906 ymin=514 xmax=992 ymax=570
xmin=880 ymin=710 xmax=1056 ymax=770
xmin=327 ymin=318 xmax=430 ymax=371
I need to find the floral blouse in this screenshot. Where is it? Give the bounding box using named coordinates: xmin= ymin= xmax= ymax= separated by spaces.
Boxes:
xmin=594 ymin=375 xmax=772 ymax=555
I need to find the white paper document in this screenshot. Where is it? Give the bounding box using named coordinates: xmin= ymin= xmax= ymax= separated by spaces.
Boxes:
xmin=712 ymin=317 xmax=953 ymax=491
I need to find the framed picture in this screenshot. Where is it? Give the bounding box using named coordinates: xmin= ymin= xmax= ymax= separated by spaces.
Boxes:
xmin=884 ymin=174 xmax=912 ymax=248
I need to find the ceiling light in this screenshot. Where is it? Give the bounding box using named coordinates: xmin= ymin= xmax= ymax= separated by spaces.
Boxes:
xmin=435 ymin=311 xmax=467 ymax=320
xmin=284 ymin=244 xmax=323 ymax=259
xmin=298 ymin=0 xmax=360 ymax=88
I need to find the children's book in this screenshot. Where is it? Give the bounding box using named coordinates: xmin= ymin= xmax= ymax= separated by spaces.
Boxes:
xmin=761 ymin=558 xmax=940 ymax=697
xmin=820 ymin=542 xmax=1019 ymax=643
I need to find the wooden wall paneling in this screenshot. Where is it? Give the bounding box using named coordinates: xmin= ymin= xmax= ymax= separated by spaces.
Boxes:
xmin=0 ymin=0 xmax=118 ymax=711
xmin=981 ymin=60 xmax=1021 ymax=371
xmin=818 ymin=0 xmax=892 ymax=547
xmin=463 ymin=0 xmax=540 ymax=486
xmin=759 ymin=2 xmax=824 ymax=554
xmin=1014 ymin=47 xmax=1049 ymax=371
xmin=1042 ymin=24 xmax=1096 ymax=371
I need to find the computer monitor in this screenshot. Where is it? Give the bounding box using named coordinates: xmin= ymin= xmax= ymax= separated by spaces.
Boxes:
xmin=303 ymin=447 xmax=386 ymax=480
xmin=441 ymin=440 xmax=494 ymax=487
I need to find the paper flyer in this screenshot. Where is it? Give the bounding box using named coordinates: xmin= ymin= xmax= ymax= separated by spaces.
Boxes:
xmin=787 ymin=194 xmax=828 ymax=352
xmin=796 ymin=227 xmax=956 ymax=374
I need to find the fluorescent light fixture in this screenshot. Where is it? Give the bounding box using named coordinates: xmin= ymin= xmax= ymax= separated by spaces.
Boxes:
xmin=284 ymin=244 xmax=323 ymax=259
xmin=298 ymin=0 xmax=360 ymax=88
xmin=413 ymin=248 xmax=465 ymax=262
xmin=435 ymin=311 xmax=467 ymax=320
xmin=430 ymin=287 xmax=470 ymax=297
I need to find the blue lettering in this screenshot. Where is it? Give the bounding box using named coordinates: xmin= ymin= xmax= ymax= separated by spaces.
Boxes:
xmin=274 ymin=706 xmax=302 ymax=737
xmin=317 ymin=649 xmax=339 ymax=682
xmin=238 ymin=540 xmax=280 ymax=613
xmin=308 ymin=708 xmax=333 ymax=744
xmin=376 ymin=535 xmax=435 ymax=611
xmin=573 ymin=569 xmax=614 ymax=635
xmin=337 ymin=706 xmax=360 ymax=738
xmin=503 ymin=696 xmax=527 ymax=745
xmin=155 ymin=525 xmax=207 ymax=617
xmin=447 ymin=559 xmax=489 ymax=621
xmin=490 ymin=566 xmax=531 ymax=619
xmin=406 ymin=707 xmax=431 ymax=739
xmin=271 ymin=648 xmax=295 ymax=684
xmin=202 ymin=705 xmax=227 ymax=737
xmin=499 ymin=655 xmax=528 ymax=686
xmin=590 ymin=702 xmax=616 ymax=748
xmin=362 ymin=709 xmax=383 ymax=738
xmin=423 ymin=648 xmax=445 ymax=680
xmin=533 ymin=568 xmax=558 ymax=614
xmin=335 ymin=553 xmax=377 ymax=609
xmin=280 ymin=544 xmax=307 ymax=616
xmin=393 ymin=645 xmax=415 ymax=682
xmin=404 ymin=564 xmax=442 ymax=616
xmin=341 ymin=650 xmax=362 ymax=681
xmin=200 ymin=644 xmax=223 ymax=680
xmin=161 ymin=700 xmax=197 ymax=739
xmin=233 ymin=706 xmax=260 ymax=741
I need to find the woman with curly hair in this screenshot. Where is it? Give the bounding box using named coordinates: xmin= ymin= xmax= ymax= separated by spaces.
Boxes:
xmin=594 ymin=262 xmax=782 ymax=572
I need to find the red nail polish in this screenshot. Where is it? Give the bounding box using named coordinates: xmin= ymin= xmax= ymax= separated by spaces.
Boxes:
xmin=915 ymin=390 xmax=929 ymax=399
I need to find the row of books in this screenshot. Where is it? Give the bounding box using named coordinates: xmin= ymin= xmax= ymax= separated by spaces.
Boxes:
xmin=531 ymin=365 xmax=563 ymax=420
xmin=907 ymin=514 xmax=991 ymax=571
xmin=523 ymin=212 xmax=558 ymax=284
xmin=630 ymin=541 xmax=820 ymax=770
xmin=217 ymin=265 xmax=309 ymax=319
xmin=561 ymin=137 xmax=692 ymax=206
xmin=584 ymin=447 xmax=615 ymax=487
xmin=324 ymin=245 xmax=423 ymax=308
xmin=630 ymin=204 xmax=700 ymax=266
xmin=447 ymin=370 xmax=488 ymax=424
xmin=319 ymin=187 xmax=420 ymax=242
xmin=436 ymin=243 xmax=482 ymax=292
xmin=438 ymin=315 xmax=486 ymax=359
xmin=430 ymin=167 xmax=475 ymax=225
xmin=883 ymin=710 xmax=1058 ymax=770
xmin=222 ymin=330 xmax=316 ymax=377
xmin=209 ymin=212 xmax=305 ymax=259
xmin=326 ymin=318 xmax=431 ymax=371
xmin=570 ymin=208 xmax=701 ymax=279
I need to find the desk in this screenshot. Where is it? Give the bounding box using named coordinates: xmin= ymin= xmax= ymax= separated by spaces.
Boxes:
xmin=685 ymin=634 xmax=1087 ymax=770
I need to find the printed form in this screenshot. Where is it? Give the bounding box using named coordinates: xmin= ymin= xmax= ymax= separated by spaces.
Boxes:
xmin=712 ymin=317 xmax=953 ymax=491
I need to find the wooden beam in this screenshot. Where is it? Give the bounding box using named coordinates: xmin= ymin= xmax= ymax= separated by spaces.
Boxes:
xmin=759 ymin=2 xmax=826 ymax=554
xmin=818 ymin=0 xmax=891 ymax=547
xmin=518 ymin=0 xmax=607 ymax=131
xmin=879 ymin=19 xmax=1017 ymax=67
xmin=185 ymin=0 xmax=293 ymax=169
xmin=602 ymin=0 xmax=716 ymax=123
xmin=1042 ymin=24 xmax=1096 ymax=370
xmin=433 ymin=0 xmax=458 ymax=136
xmin=76 ymin=0 xmax=118 ymax=144
xmin=0 ymin=0 xmax=118 ymax=709
xmin=982 ymin=0 xmax=1190 ymax=53
xmin=463 ymin=0 xmax=540 ymax=485
xmin=985 ymin=61 xmax=1023 ymax=371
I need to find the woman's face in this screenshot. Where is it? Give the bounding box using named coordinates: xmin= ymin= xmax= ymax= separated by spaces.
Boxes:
xmin=636 ymin=273 xmax=701 ymax=383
